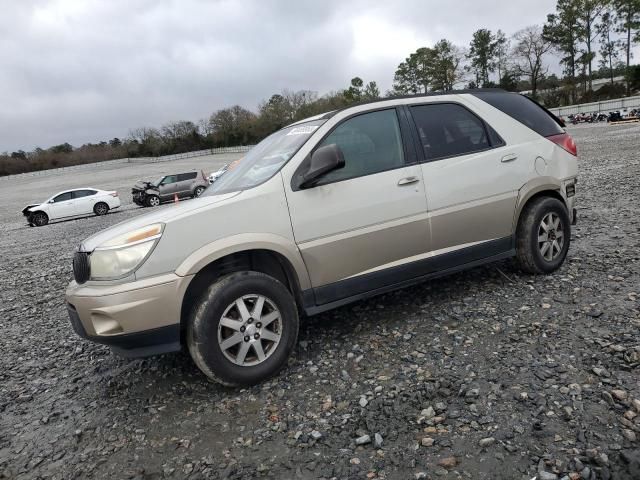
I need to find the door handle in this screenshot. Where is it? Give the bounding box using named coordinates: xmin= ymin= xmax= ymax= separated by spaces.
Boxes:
xmin=397 ymin=176 xmax=420 ymax=186
xmin=501 ymin=153 xmax=518 ymax=163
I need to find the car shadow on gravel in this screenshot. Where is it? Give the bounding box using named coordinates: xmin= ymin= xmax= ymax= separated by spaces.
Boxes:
xmin=296 ymin=259 xmax=517 ymax=345
xmin=34 ymin=209 xmax=127 ymax=227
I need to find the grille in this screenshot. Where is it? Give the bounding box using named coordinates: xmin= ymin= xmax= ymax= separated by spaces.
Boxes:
xmin=73 ymin=251 xmax=91 ymax=284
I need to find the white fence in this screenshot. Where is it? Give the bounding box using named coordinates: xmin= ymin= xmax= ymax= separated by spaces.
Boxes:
xmin=126 ymin=145 xmax=252 ymax=164
xmin=0 ymin=145 xmax=253 ymax=181
xmin=548 ymin=96 xmax=640 ymax=117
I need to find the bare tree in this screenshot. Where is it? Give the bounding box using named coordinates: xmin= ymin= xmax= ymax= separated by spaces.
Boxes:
xmin=512 ymin=26 xmax=553 ymax=98
xmin=282 ymin=89 xmax=317 ymax=119
xmin=494 ymin=29 xmax=510 ymax=85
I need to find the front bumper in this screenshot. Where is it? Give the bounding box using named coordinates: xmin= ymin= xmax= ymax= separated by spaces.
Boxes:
xmin=132 ymin=191 xmax=145 ymax=203
xmin=65 ymin=273 xmax=192 ymax=357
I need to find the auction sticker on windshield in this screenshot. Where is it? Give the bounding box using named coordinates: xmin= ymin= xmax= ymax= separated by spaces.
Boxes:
xmin=286 ymin=125 xmax=319 ymax=136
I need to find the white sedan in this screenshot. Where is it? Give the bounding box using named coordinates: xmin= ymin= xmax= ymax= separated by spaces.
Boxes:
xmin=208 ymin=164 xmax=229 ymax=184
xmin=22 ymin=188 xmax=121 ymax=226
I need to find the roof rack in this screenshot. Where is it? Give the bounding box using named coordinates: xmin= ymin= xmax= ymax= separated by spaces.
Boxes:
xmin=321 ymin=88 xmax=509 ymax=119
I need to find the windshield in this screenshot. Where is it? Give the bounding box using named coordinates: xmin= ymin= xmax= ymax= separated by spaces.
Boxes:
xmin=203 ymin=119 xmax=325 ymax=196
xmin=151 ymin=176 xmax=164 ymax=187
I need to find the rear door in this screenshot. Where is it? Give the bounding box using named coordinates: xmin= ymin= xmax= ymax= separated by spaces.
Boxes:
xmin=408 ymin=100 xmax=531 ymax=253
xmin=177 ymin=172 xmax=197 ymax=197
xmin=48 ymin=192 xmax=75 ymax=219
xmin=284 ymin=107 xmax=430 ymax=304
xmin=71 ymin=189 xmax=97 ymax=215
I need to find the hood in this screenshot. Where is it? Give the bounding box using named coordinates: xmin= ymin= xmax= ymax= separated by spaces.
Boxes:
xmin=22 ymin=204 xmax=42 ymax=215
xmin=80 ymin=191 xmax=241 ymax=251
xmin=133 ymin=180 xmax=154 ymax=190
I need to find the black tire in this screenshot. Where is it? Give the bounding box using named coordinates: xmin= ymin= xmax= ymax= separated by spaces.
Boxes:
xmin=31 ymin=211 xmax=49 ymax=227
xmin=93 ymin=202 xmax=109 ymax=216
xmin=516 ymin=196 xmax=570 ymax=274
xmin=145 ymin=195 xmax=160 ymax=207
xmin=187 ymin=271 xmax=299 ymax=387
xmin=193 ymin=186 xmax=205 ymax=198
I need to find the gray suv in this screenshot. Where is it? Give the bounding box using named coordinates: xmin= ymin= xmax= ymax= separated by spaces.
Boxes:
xmin=132 ymin=171 xmax=209 ymax=207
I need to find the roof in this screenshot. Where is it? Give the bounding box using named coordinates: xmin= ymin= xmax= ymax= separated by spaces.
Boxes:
xmin=290 ymin=88 xmax=510 ymax=126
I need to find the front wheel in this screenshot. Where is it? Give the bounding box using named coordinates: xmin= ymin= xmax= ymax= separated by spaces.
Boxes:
xmin=187 ymin=271 xmax=299 ymax=387
xmin=31 ymin=211 xmax=49 ymax=227
xmin=145 ymin=195 xmax=160 ymax=207
xmin=516 ymin=197 xmax=570 ymax=274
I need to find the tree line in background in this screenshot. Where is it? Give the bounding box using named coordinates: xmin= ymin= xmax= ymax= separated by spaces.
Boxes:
xmin=392 ymin=0 xmax=640 ymax=103
xmin=1 ymin=0 xmax=639 ymax=176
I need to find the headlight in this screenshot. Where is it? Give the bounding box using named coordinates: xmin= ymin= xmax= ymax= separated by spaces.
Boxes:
xmin=90 ymin=223 xmax=164 ymax=279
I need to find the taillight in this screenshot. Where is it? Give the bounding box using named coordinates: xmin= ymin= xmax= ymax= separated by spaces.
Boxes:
xmin=547 ymin=133 xmax=577 ymax=156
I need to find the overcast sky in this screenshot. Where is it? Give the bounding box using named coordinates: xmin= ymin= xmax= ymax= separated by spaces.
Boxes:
xmin=0 ymin=0 xmax=629 ymax=152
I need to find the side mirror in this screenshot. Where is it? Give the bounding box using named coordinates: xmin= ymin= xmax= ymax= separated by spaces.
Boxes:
xmin=47 ymin=199 xmax=54 ymax=204
xmin=297 ymin=144 xmax=345 ymax=189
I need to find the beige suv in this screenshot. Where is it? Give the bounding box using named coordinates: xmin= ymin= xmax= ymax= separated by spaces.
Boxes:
xmin=66 ymin=90 xmax=578 ymax=386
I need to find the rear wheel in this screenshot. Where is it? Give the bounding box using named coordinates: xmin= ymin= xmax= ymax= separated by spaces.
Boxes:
xmin=516 ymin=197 xmax=570 ymax=274
xmin=31 ymin=212 xmax=49 ymax=227
xmin=193 ymin=186 xmax=205 ymax=197
xmin=145 ymin=195 xmax=160 ymax=207
xmin=187 ymin=271 xmax=299 ymax=386
xmin=93 ymin=202 xmax=109 ymax=216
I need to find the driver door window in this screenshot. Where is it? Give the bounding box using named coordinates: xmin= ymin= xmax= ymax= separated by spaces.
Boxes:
xmin=314 ymin=109 xmax=405 ymax=185
xmin=53 ymin=192 xmax=73 ymax=202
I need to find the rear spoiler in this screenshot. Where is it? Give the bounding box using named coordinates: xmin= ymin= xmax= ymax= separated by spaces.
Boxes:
xmin=523 ymin=95 xmax=566 ymax=128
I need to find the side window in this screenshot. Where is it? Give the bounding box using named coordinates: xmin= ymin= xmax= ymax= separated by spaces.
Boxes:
xmin=316 ymin=109 xmax=405 ymax=184
xmin=162 ymin=175 xmax=177 ymax=185
xmin=410 ymin=104 xmax=493 ymax=160
xmin=472 ymin=92 xmax=564 ymax=137
xmin=72 ymin=190 xmax=96 ymax=198
xmin=53 ymin=192 xmax=72 ymax=202
xmin=178 ymin=172 xmax=197 ymax=181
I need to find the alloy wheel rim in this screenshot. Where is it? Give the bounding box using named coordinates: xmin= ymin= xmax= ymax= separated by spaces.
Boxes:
xmin=217 ymin=294 xmax=282 ymax=367
xmin=97 ymin=204 xmax=107 ymax=214
xmin=150 ymin=197 xmax=159 ymax=206
xmin=538 ymin=212 xmax=564 ymax=261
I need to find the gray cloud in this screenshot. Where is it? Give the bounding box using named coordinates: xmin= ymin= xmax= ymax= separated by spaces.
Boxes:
xmin=0 ymin=0 xmax=631 ymax=152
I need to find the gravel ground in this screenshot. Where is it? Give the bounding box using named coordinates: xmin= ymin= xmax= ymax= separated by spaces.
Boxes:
xmin=1 ymin=124 xmax=639 ymax=480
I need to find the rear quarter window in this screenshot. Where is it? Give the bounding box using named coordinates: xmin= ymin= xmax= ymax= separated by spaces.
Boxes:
xmin=472 ymin=92 xmax=564 ymax=137
xmin=178 ymin=172 xmax=198 ymax=181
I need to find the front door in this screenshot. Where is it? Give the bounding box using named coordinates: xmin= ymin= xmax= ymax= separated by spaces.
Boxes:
xmin=284 ymin=108 xmax=430 ymax=305
xmin=158 ymin=175 xmax=178 ymax=200
xmin=48 ymin=192 xmax=76 ymax=219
